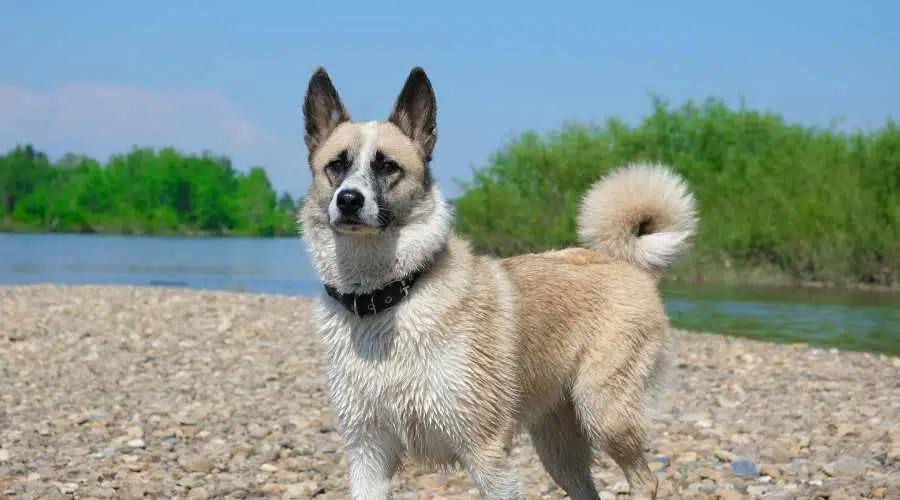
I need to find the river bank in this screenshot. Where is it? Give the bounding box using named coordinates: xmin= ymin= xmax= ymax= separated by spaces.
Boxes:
xmin=2 ymin=285 xmax=898 ymax=499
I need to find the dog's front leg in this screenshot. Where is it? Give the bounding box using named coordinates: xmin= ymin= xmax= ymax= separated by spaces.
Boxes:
xmin=344 ymin=429 xmax=402 ymax=500
xmin=461 ymin=443 xmax=521 ymax=499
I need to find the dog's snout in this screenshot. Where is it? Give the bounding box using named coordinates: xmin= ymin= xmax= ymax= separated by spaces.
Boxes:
xmin=336 ymin=189 xmax=365 ymax=215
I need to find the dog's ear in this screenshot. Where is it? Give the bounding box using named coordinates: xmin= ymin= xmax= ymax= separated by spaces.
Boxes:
xmin=388 ymin=67 xmax=437 ymax=161
xmin=303 ymin=67 xmax=350 ymax=154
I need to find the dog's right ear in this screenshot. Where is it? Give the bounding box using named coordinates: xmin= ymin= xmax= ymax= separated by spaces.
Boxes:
xmin=302 ymin=67 xmax=350 ymax=154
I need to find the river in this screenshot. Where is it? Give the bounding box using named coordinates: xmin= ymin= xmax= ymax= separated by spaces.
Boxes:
xmin=2 ymin=233 xmax=899 ymax=356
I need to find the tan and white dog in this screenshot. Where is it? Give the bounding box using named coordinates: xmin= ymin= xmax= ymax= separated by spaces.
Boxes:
xmin=299 ymin=66 xmax=698 ymax=499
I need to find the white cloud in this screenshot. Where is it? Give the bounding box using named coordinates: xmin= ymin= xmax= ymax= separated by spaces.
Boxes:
xmin=0 ymin=84 xmax=308 ymax=193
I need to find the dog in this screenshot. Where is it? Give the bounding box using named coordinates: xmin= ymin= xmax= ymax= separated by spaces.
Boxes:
xmin=299 ymin=66 xmax=698 ymax=499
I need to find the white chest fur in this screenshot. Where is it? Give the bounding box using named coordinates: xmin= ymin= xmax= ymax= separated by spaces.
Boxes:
xmin=312 ymin=295 xmax=471 ymax=463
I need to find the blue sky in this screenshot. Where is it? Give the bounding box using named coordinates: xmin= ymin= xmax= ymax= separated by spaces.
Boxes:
xmin=1 ymin=0 xmax=897 ymax=198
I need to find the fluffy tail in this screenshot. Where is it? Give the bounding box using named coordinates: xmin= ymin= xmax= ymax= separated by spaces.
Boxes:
xmin=576 ymin=163 xmax=698 ymax=275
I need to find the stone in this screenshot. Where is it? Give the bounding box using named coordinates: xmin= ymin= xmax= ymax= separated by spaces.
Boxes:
xmin=822 ymin=456 xmax=868 ymax=478
xmin=126 ymin=438 xmax=146 ymax=448
xmin=758 ymin=464 xmax=782 ymax=478
xmin=714 ymin=449 xmax=737 ymax=462
xmin=57 ymin=483 xmax=79 ymax=494
xmin=731 ymin=458 xmax=759 ymax=478
xmin=184 ymin=458 xmax=214 ymax=473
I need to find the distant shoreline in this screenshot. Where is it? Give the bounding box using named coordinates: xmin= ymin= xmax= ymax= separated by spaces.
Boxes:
xmin=0 ymin=225 xmax=300 ymax=239
xmin=5 ymin=230 xmax=899 ymax=295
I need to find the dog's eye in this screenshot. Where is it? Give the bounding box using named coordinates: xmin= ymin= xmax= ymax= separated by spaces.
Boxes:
xmin=325 ymin=158 xmax=345 ymax=175
xmin=378 ymin=159 xmax=401 ymax=175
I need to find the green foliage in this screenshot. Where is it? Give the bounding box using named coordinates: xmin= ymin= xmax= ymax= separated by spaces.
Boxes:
xmin=0 ymin=144 xmax=302 ymax=237
xmin=454 ymin=96 xmax=900 ymax=287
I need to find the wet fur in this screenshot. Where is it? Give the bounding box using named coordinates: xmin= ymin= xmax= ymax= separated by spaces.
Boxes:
xmin=299 ymin=66 xmax=698 ymax=499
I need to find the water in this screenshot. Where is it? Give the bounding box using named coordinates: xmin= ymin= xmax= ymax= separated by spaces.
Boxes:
xmin=2 ymin=233 xmax=899 ymax=356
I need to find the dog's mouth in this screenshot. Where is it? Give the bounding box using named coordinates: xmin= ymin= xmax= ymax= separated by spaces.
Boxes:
xmin=330 ymin=216 xmax=385 ymax=235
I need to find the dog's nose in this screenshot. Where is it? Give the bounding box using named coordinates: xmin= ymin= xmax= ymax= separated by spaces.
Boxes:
xmin=336 ymin=189 xmax=365 ymax=215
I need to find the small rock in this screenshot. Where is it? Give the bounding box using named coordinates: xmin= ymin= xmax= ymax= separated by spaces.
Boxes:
xmin=126 ymin=438 xmax=146 ymax=448
xmin=731 ymin=458 xmax=759 ymax=478
xmin=676 ymin=451 xmax=699 ymax=463
xmin=598 ymin=491 xmax=616 ymax=500
xmin=248 ymin=423 xmax=268 ymax=439
xmin=759 ymin=464 xmax=782 ymax=478
xmin=187 ymin=486 xmax=211 ymax=500
xmin=886 ymin=443 xmax=900 ymax=465
xmin=184 ymin=458 xmax=214 ymax=473
xmin=823 ymin=456 xmax=868 ymax=477
xmin=715 ymin=449 xmax=736 ymax=462
xmin=823 ymin=488 xmax=852 ymax=500
xmin=284 ymin=481 xmax=323 ymax=498
xmin=869 ymin=486 xmax=887 ymax=498
xmin=700 ymin=479 xmax=717 ymax=493
xmin=0 ymin=449 xmax=9 ymax=462
xmin=57 ymin=483 xmax=79 ymax=494
xmin=698 ymin=467 xmax=723 ymax=482
xmin=746 ymin=485 xmax=767 ymax=496
xmin=259 ymin=462 xmax=278 ymax=472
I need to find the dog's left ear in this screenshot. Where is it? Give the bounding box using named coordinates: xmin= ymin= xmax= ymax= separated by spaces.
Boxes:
xmin=389 ymin=67 xmax=437 ymax=162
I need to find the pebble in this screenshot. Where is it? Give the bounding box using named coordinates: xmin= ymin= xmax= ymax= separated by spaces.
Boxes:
xmin=126 ymin=438 xmax=146 ymax=448
xmin=759 ymin=464 xmax=782 ymax=478
xmin=184 ymin=458 xmax=214 ymax=473
xmin=731 ymin=458 xmax=759 ymax=478
xmin=1 ymin=284 xmax=897 ymax=499
xmin=57 ymin=483 xmax=78 ymax=494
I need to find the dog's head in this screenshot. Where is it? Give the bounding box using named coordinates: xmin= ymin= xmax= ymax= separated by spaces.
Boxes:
xmin=301 ymin=66 xmax=438 ymax=236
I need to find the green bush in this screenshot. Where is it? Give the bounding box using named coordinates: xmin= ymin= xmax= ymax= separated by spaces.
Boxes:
xmin=454 ymin=96 xmax=900 ymax=287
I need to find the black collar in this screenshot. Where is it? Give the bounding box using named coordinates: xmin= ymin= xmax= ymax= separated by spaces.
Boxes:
xmin=324 ymin=269 xmax=425 ymax=317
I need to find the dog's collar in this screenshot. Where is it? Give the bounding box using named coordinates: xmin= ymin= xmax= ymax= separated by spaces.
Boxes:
xmin=323 ymin=269 xmax=426 ymax=317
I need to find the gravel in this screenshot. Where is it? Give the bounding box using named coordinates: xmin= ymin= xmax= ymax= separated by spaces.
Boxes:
xmin=2 ymin=284 xmax=898 ymax=499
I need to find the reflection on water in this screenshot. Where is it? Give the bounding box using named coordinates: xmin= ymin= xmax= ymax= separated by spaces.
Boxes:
xmin=662 ymin=282 xmax=900 ymax=355
xmin=2 ymin=233 xmax=899 ymax=356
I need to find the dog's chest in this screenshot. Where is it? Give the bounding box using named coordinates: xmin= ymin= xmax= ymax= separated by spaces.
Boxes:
xmin=316 ymin=304 xmax=469 ymax=455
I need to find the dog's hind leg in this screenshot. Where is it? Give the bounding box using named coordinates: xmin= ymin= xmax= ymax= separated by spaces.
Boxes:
xmin=528 ymin=400 xmax=601 ymax=499
xmin=571 ymin=372 xmax=659 ymax=500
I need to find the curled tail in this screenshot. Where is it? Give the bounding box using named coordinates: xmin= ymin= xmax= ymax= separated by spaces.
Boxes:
xmin=576 ymin=163 xmax=698 ymax=275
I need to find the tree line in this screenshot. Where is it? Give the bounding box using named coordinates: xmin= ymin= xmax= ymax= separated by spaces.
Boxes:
xmin=0 ymin=145 xmax=301 ymax=237
xmin=3 ymin=95 xmax=898 ymax=287
xmin=453 ymin=96 xmax=900 ymax=287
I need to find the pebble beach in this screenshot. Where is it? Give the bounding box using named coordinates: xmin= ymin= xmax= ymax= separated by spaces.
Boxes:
xmin=2 ymin=284 xmax=898 ymax=499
